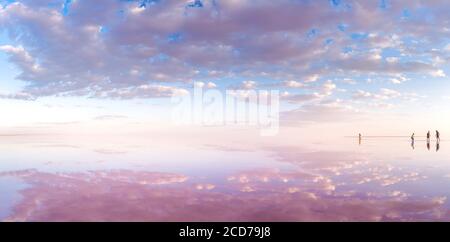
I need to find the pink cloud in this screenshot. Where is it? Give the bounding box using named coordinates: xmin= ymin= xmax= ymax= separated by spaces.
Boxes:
xmin=1 ymin=168 xmax=447 ymax=221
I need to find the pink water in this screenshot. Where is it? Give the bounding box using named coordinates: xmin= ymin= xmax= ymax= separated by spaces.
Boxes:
xmin=1 ymin=131 xmax=449 ymax=221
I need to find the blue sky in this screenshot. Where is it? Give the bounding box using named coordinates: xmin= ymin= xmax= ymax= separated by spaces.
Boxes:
xmin=0 ymin=30 xmax=25 ymax=93
xmin=0 ymin=0 xmax=450 ymax=135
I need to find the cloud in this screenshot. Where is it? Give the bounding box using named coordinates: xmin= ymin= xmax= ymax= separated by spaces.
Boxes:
xmin=0 ymin=0 xmax=449 ymax=100
xmin=379 ymin=88 xmax=401 ymax=99
xmin=206 ymin=81 xmax=217 ymax=88
xmin=240 ymin=80 xmax=257 ymax=90
xmin=283 ymin=80 xmax=336 ymax=104
xmin=92 ymin=85 xmax=189 ymax=99
xmin=284 ymin=93 xmax=323 ymax=104
xmin=2 ymin=168 xmax=446 ymax=221
xmin=333 ymin=57 xmax=439 ymax=75
xmin=351 ymin=88 xmax=417 ymax=109
xmin=0 ymin=91 xmax=36 ymax=100
xmin=282 ymin=80 xmax=306 ymax=88
xmin=320 ymin=80 xmax=336 ymax=96
xmin=282 ymin=100 xmax=363 ymax=124
xmin=430 ymin=69 xmax=446 ymax=78
xmin=304 ymin=74 xmax=320 ymax=83
xmin=0 ymin=45 xmax=42 ymax=81
xmin=355 ymin=88 xmax=423 ymax=104
xmin=353 ymin=90 xmax=373 ymax=99
xmin=386 ymin=57 xmax=399 ymax=63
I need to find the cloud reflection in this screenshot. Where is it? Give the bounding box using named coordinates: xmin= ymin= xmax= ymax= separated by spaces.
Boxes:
xmin=1 ymin=167 xmax=448 ymax=221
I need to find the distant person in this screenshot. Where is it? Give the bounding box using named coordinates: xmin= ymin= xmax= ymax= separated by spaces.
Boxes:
xmin=436 ymin=130 xmax=440 ymax=142
xmin=427 ymin=131 xmax=431 ymax=142
xmin=411 ymin=133 xmax=415 ymax=149
xmin=358 ymin=133 xmax=362 ymax=145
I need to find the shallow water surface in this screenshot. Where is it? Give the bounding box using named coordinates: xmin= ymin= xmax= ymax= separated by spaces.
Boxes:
xmin=1 ymin=133 xmax=449 ymax=221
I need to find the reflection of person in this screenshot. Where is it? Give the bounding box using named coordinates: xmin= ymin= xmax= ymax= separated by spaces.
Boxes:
xmin=436 ymin=142 xmax=440 ymax=152
xmin=427 ymin=141 xmax=430 ymax=151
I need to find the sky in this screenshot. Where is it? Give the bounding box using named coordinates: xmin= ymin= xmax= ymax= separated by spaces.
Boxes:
xmin=0 ymin=0 xmax=450 ymax=136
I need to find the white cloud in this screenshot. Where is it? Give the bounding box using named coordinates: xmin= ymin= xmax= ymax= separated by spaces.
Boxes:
xmin=93 ymin=85 xmax=189 ymax=99
xmin=385 ymin=57 xmax=399 ymax=63
xmin=282 ymin=80 xmax=305 ymax=88
xmin=430 ymin=69 xmax=446 ymax=78
xmin=240 ymin=80 xmax=257 ymax=90
xmin=352 ymin=88 xmax=405 ymax=105
xmin=304 ymin=74 xmax=319 ymax=83
xmin=321 ymin=80 xmax=336 ymax=96
xmin=0 ymin=0 xmax=449 ymax=101
xmin=194 ymin=81 xmax=216 ymax=89
xmin=353 ymin=90 xmax=372 ymax=99
xmin=444 ymin=44 xmax=450 ymax=51
xmin=0 ymin=45 xmax=42 ymax=77
xmin=206 ymin=82 xmax=217 ymax=88
xmin=194 ymin=81 xmax=205 ymax=88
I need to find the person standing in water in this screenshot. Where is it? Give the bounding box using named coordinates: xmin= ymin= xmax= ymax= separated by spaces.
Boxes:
xmin=427 ymin=131 xmax=431 ymax=143
xmin=411 ymin=133 xmax=415 ymax=149
xmin=436 ymin=130 xmax=441 ymax=142
xmin=358 ymin=133 xmax=362 ymax=145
